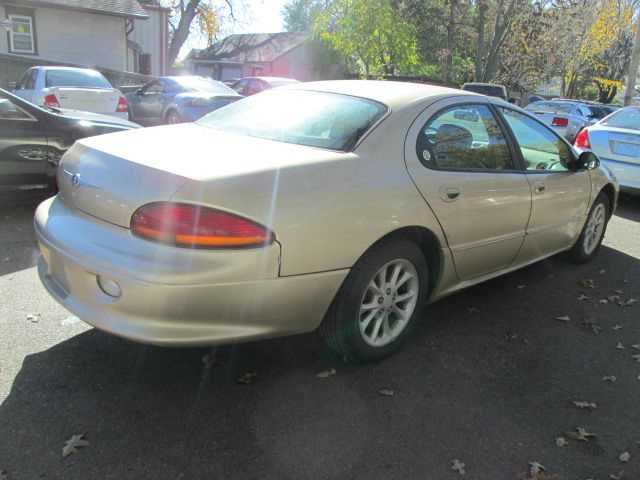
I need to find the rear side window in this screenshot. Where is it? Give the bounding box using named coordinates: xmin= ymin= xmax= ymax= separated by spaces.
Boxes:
xmin=416 ymin=104 xmax=514 ymax=170
xmin=462 ymin=85 xmax=506 ymax=98
xmin=45 ymin=69 xmax=111 ymax=88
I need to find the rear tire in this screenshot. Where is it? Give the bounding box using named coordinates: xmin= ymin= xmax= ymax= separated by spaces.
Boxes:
xmin=165 ymin=110 xmax=181 ymax=125
xmin=320 ymin=237 xmax=428 ymax=362
xmin=568 ymin=192 xmax=610 ymax=263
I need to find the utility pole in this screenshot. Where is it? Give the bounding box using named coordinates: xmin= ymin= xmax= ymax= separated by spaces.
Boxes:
xmin=624 ymin=13 xmax=640 ymax=106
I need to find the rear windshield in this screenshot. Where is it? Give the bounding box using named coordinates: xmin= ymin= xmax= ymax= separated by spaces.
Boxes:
xmin=197 ymin=90 xmax=388 ymax=151
xmin=525 ymin=101 xmax=574 ymax=114
xmin=600 ymin=107 xmax=640 ymax=131
xmin=45 ymin=69 xmax=112 ymax=88
xmin=462 ymin=85 xmax=506 ymax=98
xmin=172 ymin=77 xmax=237 ymax=95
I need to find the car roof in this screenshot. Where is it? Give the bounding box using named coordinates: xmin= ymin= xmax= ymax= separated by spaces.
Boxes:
xmin=33 ymin=66 xmax=101 ymax=73
xmin=283 ymin=80 xmax=480 ymax=109
xmin=240 ymin=76 xmax=298 ymax=82
xmin=462 ymin=82 xmax=505 ymax=87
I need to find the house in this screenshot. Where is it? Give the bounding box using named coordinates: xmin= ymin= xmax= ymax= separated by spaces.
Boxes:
xmin=187 ymin=32 xmax=340 ymax=82
xmin=0 ymin=0 xmax=168 ymax=76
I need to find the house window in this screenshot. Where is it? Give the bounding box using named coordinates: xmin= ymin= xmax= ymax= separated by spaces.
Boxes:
xmin=8 ymin=14 xmax=36 ymax=54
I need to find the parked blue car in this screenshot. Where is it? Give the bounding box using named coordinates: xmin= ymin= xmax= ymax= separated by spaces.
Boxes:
xmin=126 ymin=76 xmax=242 ymax=125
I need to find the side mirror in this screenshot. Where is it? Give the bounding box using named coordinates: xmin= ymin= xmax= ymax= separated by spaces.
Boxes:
xmin=508 ymin=97 xmax=516 ymax=104
xmin=136 ymin=88 xmax=143 ymax=96
xmin=8 ymin=81 xmax=16 ymax=90
xmin=577 ymin=150 xmax=600 ymax=170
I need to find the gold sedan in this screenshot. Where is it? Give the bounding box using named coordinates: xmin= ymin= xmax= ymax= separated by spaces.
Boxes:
xmin=35 ymin=81 xmax=618 ymax=361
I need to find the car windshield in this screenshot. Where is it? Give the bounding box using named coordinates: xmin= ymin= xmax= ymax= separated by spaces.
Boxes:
xmin=463 ymin=85 xmax=505 ymax=97
xmin=45 ymin=69 xmax=112 ymax=88
xmin=197 ymin=90 xmax=388 ymax=151
xmin=600 ymin=107 xmax=640 ymax=131
xmin=525 ymin=101 xmax=574 ymax=114
xmin=173 ymin=77 xmax=236 ymax=94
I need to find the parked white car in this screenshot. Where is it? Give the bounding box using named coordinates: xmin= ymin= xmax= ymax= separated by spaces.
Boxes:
xmin=574 ymin=106 xmax=640 ymax=195
xmin=12 ymin=66 xmax=129 ymax=120
xmin=524 ymin=100 xmax=600 ymax=141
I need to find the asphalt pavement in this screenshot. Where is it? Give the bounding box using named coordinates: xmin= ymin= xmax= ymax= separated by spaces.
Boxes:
xmin=0 ymin=195 xmax=639 ymax=480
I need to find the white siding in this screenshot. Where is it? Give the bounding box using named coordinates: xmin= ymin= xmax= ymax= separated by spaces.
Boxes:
xmin=0 ymin=6 xmax=127 ymax=71
xmin=129 ymin=7 xmax=167 ymax=76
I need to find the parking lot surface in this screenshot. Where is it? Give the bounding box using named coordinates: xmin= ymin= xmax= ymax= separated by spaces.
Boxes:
xmin=1 ymin=195 xmax=639 ymax=479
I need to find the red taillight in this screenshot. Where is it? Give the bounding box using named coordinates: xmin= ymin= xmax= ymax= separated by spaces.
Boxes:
xmin=131 ymin=202 xmax=274 ymax=248
xmin=116 ymin=96 xmax=128 ymax=112
xmin=43 ymin=94 xmax=60 ymax=108
xmin=551 ymin=116 xmax=569 ymax=127
xmin=574 ymin=128 xmax=591 ymax=148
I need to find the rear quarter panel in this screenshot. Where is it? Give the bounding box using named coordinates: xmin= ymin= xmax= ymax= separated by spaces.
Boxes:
xmin=171 ymin=105 xmax=449 ymax=276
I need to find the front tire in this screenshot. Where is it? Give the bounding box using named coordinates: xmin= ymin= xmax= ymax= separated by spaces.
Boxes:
xmin=165 ymin=110 xmax=181 ymax=125
xmin=320 ymin=238 xmax=428 ymax=362
xmin=569 ymin=192 xmax=610 ymax=263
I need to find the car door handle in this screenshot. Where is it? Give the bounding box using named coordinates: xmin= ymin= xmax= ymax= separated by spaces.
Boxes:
xmin=533 ymin=181 xmax=546 ymax=193
xmin=439 ymin=186 xmax=461 ymax=202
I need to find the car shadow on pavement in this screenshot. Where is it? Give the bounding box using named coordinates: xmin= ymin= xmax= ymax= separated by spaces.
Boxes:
xmin=1 ymin=245 xmax=639 ymax=479
xmin=614 ymin=193 xmax=640 ymax=222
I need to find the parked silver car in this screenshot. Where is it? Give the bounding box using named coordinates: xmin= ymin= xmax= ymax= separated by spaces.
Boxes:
xmin=525 ymin=100 xmax=602 ymax=141
xmin=574 ymin=106 xmax=640 ymax=194
xmin=35 ymin=81 xmax=618 ymax=361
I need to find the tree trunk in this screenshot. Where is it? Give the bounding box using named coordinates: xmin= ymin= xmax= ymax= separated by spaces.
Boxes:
xmin=167 ymin=0 xmax=200 ymax=68
xmin=444 ymin=0 xmax=458 ymax=84
xmin=624 ymin=14 xmax=640 ymax=106
xmin=475 ymin=0 xmax=487 ymax=80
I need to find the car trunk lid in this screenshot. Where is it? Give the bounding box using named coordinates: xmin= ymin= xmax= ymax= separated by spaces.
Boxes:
xmin=57 ymin=123 xmax=349 ymax=228
xmin=590 ymin=127 xmax=640 ymax=165
xmin=44 ymin=86 xmax=120 ymax=114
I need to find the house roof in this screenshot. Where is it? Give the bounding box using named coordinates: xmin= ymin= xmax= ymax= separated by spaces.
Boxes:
xmin=192 ymin=32 xmax=308 ymax=64
xmin=4 ymin=0 xmax=149 ymax=19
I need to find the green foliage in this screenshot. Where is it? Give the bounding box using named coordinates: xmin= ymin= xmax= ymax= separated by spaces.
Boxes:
xmin=282 ymin=0 xmax=334 ymax=32
xmin=312 ymin=0 xmax=418 ymax=78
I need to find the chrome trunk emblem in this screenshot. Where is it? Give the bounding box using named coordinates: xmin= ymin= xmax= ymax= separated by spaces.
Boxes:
xmin=64 ymin=169 xmax=101 ymax=189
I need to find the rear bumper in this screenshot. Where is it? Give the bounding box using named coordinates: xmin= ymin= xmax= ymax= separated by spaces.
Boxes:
xmin=599 ymin=157 xmax=640 ymax=194
xmin=35 ymin=196 xmax=347 ymax=346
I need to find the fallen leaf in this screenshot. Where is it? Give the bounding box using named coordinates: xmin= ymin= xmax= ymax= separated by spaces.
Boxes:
xmin=610 ymin=469 xmax=625 ymax=480
xmin=631 ymin=354 xmax=640 ymax=363
xmin=62 ymin=434 xmax=89 ymax=458
xmin=603 ymin=375 xmax=616 ymax=382
xmin=618 ymin=452 xmax=630 ymax=463
xmin=424 ymin=340 xmax=435 ymax=348
xmin=1 ymin=257 xmax=8 ymax=262
xmin=201 ymin=354 xmax=224 ymax=368
xmin=598 ymin=269 xmax=606 ymax=274
xmin=237 ymin=372 xmax=257 ymax=385
xmin=315 ymin=367 xmax=336 ymax=379
xmin=451 ymin=459 xmax=466 ymax=475
xmin=572 ymin=401 xmax=597 ymax=410
xmin=618 ymin=298 xmax=638 ymax=307
xmin=614 ymin=289 xmax=625 ymax=295
xmin=577 ymin=294 xmax=590 ymax=301
xmin=0 ymin=470 xmax=7 ymax=480
xmin=582 ymin=318 xmax=602 ymax=335
xmin=630 ymin=344 xmax=640 ymax=350
xmin=600 ymin=298 xmax=609 ymax=304
xmin=60 ymin=316 xmax=80 ymax=326
xmin=378 ymin=389 xmax=394 ymax=396
xmin=608 ymin=295 xmax=621 ymax=302
xmin=581 ymin=278 xmax=595 ymax=288
xmin=517 ymin=285 xmax=527 ymax=289
xmin=466 ymin=307 xmax=479 ymax=314
xmin=613 ymin=325 xmax=623 ymax=330
xmin=616 ymin=343 xmax=625 ymax=350
xmin=565 ymin=427 xmax=595 ymax=441
xmin=555 ymin=315 xmax=570 ymax=322
xmin=529 ymin=462 xmax=546 ymax=475
xmin=26 ymin=313 xmax=40 ymax=323
xmin=555 ymin=437 xmax=568 ymax=447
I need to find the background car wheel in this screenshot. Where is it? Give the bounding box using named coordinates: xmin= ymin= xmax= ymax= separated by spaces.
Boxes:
xmin=320 ymin=237 xmax=428 ymax=362
xmin=165 ymin=111 xmax=181 ymax=125
xmin=568 ymin=192 xmax=610 ymax=263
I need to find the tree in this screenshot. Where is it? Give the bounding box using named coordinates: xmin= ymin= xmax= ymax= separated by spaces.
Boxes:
xmin=624 ymin=12 xmax=640 ymax=105
xmin=282 ymin=0 xmax=334 ymax=31
xmin=313 ymin=0 xmax=418 ymax=78
xmin=167 ymin=0 xmax=240 ymax=67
